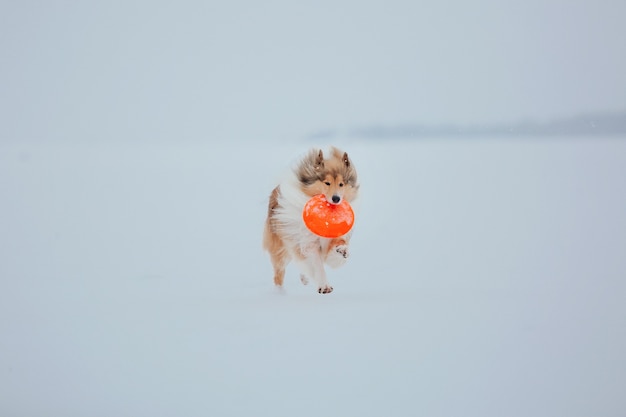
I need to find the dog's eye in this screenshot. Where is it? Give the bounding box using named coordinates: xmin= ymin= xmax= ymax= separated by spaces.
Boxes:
xmin=324 ymin=181 xmax=331 ymax=186
xmin=339 ymin=183 xmax=344 ymax=187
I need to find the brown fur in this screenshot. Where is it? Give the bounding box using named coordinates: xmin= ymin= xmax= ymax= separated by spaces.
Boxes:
xmin=263 ymin=147 xmax=359 ymax=293
xmin=264 ymin=186 xmax=288 ymax=286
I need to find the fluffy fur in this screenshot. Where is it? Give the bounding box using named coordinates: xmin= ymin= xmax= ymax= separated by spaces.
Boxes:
xmin=263 ymin=147 xmax=359 ymax=294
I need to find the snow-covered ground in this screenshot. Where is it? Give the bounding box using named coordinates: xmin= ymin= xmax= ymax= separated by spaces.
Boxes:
xmin=1 ymin=136 xmax=625 ymax=416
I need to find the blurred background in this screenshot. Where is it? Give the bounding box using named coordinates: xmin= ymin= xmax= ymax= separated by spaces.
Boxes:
xmin=2 ymin=2 xmax=626 ymax=417
xmin=2 ymin=0 xmax=625 ymax=144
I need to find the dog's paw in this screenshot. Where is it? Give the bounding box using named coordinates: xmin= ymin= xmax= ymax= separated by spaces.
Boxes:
xmin=326 ymin=244 xmax=349 ymax=268
xmin=318 ymin=285 xmax=334 ymax=294
xmin=300 ymin=274 xmax=309 ymax=286
xmin=335 ymin=245 xmax=349 ymax=259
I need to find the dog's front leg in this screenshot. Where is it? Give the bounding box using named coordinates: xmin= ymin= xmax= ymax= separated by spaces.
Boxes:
xmin=325 ymin=237 xmax=350 ymax=268
xmin=297 ymin=243 xmax=333 ymax=294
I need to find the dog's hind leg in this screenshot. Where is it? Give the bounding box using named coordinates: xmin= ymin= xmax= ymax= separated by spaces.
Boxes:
xmin=270 ymin=249 xmax=289 ymax=287
xmin=264 ymin=186 xmax=290 ymax=287
xmin=264 ymin=230 xmax=288 ymax=287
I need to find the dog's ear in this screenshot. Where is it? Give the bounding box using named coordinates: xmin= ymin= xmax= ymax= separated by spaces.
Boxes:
xmin=342 ymin=152 xmax=350 ymax=168
xmin=315 ymin=149 xmax=324 ymax=171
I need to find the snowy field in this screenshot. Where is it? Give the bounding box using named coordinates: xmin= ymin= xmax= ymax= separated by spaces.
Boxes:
xmin=1 ymin=136 xmax=625 ymax=417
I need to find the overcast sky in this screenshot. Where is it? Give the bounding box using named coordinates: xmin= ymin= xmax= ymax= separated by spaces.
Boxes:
xmin=1 ymin=0 xmax=625 ymax=143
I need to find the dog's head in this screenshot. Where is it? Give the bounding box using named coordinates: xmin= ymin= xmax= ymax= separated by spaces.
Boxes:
xmin=297 ymin=147 xmax=359 ymax=205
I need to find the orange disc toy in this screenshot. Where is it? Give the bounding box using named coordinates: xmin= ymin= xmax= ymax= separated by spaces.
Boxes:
xmin=302 ymin=194 xmax=354 ymax=238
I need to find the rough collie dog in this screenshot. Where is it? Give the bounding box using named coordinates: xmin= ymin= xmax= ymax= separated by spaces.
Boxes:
xmin=263 ymin=147 xmax=359 ymax=294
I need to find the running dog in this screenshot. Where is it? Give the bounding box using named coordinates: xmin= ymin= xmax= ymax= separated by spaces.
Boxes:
xmin=263 ymin=147 xmax=359 ymax=294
